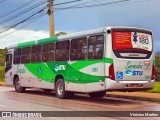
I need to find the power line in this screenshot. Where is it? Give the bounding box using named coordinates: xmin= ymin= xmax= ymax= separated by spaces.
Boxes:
xmin=0 ymin=0 xmax=84 ymax=34
xmin=0 ymin=0 xmax=37 ymax=19
xmin=0 ymin=0 xmax=83 ymax=27
xmin=54 ymin=0 xmax=150 ymax=10
xmin=53 ymin=0 xmax=83 ymax=6
xmin=54 ymin=0 xmax=101 ymax=11
xmin=0 ymin=0 xmax=103 ymax=37
xmin=105 ymin=0 xmax=152 ymax=7
xmin=1 ymin=6 xmax=47 ymax=32
xmin=0 ymin=6 xmax=47 ymax=33
xmin=56 ymin=0 xmax=130 ymax=9
xmin=0 ymin=12 xmax=47 ymax=39
xmin=0 ymin=0 xmax=47 ymax=25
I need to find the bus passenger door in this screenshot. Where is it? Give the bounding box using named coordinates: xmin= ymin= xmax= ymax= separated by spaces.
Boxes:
xmin=5 ymin=54 xmax=13 ymax=85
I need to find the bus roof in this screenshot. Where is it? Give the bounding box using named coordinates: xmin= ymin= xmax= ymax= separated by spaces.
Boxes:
xmin=8 ymin=26 xmax=152 ymax=49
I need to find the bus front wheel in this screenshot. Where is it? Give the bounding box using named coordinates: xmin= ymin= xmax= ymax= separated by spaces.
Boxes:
xmin=89 ymin=91 xmax=106 ymax=98
xmin=55 ymin=78 xmax=74 ymax=99
xmin=15 ymin=78 xmax=26 ymax=93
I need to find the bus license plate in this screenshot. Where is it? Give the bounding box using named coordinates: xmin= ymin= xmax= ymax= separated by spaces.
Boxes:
xmin=130 ymin=84 xmax=139 ymax=87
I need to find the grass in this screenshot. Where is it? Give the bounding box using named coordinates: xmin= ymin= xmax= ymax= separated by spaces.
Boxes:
xmin=145 ymin=82 xmax=160 ymax=93
xmin=0 ymin=66 xmax=4 ymax=82
xmin=0 ymin=66 xmax=4 ymax=70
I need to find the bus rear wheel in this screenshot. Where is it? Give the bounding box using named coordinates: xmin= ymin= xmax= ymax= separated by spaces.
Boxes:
xmin=55 ymin=78 xmax=74 ymax=99
xmin=15 ymin=77 xmax=26 ymax=93
xmin=89 ymin=91 xmax=106 ymax=98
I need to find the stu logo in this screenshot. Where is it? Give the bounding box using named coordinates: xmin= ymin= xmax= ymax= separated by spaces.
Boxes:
xmin=132 ymin=71 xmax=143 ymax=76
xmin=125 ymin=70 xmax=143 ymax=76
xmin=125 ymin=70 xmax=132 ymax=76
xmin=54 ymin=64 xmax=66 ymax=72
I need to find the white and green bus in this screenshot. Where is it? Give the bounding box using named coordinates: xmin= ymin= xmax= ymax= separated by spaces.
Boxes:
xmin=5 ymin=26 xmax=155 ymax=99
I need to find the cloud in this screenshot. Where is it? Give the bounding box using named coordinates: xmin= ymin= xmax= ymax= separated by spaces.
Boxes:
xmin=0 ymin=29 xmax=50 ymax=48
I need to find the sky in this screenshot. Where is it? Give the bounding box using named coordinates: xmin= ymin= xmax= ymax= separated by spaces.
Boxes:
xmin=0 ymin=0 xmax=159 ymax=51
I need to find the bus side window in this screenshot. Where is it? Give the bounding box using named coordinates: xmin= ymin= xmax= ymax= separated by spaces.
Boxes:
xmin=56 ymin=40 xmax=69 ymax=61
xmin=70 ymin=37 xmax=87 ymax=60
xmin=43 ymin=43 xmax=54 ymax=62
xmin=21 ymin=47 xmax=31 ymax=64
xmin=5 ymin=54 xmax=12 ymax=73
xmin=6 ymin=54 xmax=12 ymax=66
xmin=13 ymin=48 xmax=21 ymax=64
xmin=31 ymin=45 xmax=42 ymax=63
xmin=88 ymin=35 xmax=104 ymax=59
xmin=31 ymin=45 xmax=36 ymax=63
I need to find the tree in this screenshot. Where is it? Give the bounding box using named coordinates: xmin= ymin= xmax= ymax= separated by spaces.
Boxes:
xmin=55 ymin=32 xmax=67 ymax=36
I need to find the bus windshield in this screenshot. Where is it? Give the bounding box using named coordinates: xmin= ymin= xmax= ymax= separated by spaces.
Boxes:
xmin=112 ymin=31 xmax=153 ymax=59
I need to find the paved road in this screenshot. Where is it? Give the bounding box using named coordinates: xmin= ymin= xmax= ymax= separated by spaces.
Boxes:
xmin=0 ymin=86 xmax=159 ymax=120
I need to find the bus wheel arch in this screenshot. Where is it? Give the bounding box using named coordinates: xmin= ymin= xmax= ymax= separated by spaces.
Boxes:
xmin=13 ymin=74 xmax=19 ymax=86
xmin=55 ymin=75 xmax=74 ymax=99
xmin=55 ymin=75 xmax=64 ymax=86
xmin=14 ymin=74 xmax=26 ymax=93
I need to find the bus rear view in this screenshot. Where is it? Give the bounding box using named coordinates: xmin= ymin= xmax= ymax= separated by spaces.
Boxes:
xmin=107 ymin=27 xmax=155 ymax=91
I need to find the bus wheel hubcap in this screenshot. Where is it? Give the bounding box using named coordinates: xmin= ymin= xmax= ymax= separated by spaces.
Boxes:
xmin=16 ymin=81 xmax=20 ymax=90
xmin=57 ymin=84 xmax=63 ymax=95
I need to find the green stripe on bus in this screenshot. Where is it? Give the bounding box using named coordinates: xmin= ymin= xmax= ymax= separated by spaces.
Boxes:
xmin=17 ymin=41 xmax=35 ymax=48
xmin=47 ymin=62 xmax=107 ymax=84
xmin=71 ymin=58 xmax=113 ymax=70
xmin=38 ymin=36 xmax=58 ymax=44
xmin=24 ymin=63 xmax=56 ymax=83
xmin=17 ymin=36 xmax=58 ymax=48
xmin=24 ymin=61 xmax=109 ymax=84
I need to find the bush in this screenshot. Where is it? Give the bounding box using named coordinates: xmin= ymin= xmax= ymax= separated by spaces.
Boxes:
xmin=155 ymin=56 xmax=160 ymax=81
xmin=145 ymin=82 xmax=160 ymax=93
xmin=0 ymin=66 xmax=4 ymax=82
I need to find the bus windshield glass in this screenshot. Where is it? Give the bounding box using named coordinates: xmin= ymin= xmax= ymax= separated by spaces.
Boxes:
xmin=112 ymin=31 xmax=153 ymax=59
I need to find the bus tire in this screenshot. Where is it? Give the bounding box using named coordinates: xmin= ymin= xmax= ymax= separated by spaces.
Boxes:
xmin=15 ymin=77 xmax=26 ymax=93
xmin=89 ymin=91 xmax=106 ymax=98
xmin=55 ymin=78 xmax=74 ymax=99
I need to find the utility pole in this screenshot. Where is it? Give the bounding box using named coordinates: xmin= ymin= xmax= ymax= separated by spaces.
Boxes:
xmin=48 ymin=0 xmax=55 ymax=37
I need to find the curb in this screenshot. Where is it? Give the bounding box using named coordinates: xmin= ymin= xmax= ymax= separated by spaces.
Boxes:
xmin=106 ymin=94 xmax=160 ymax=103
